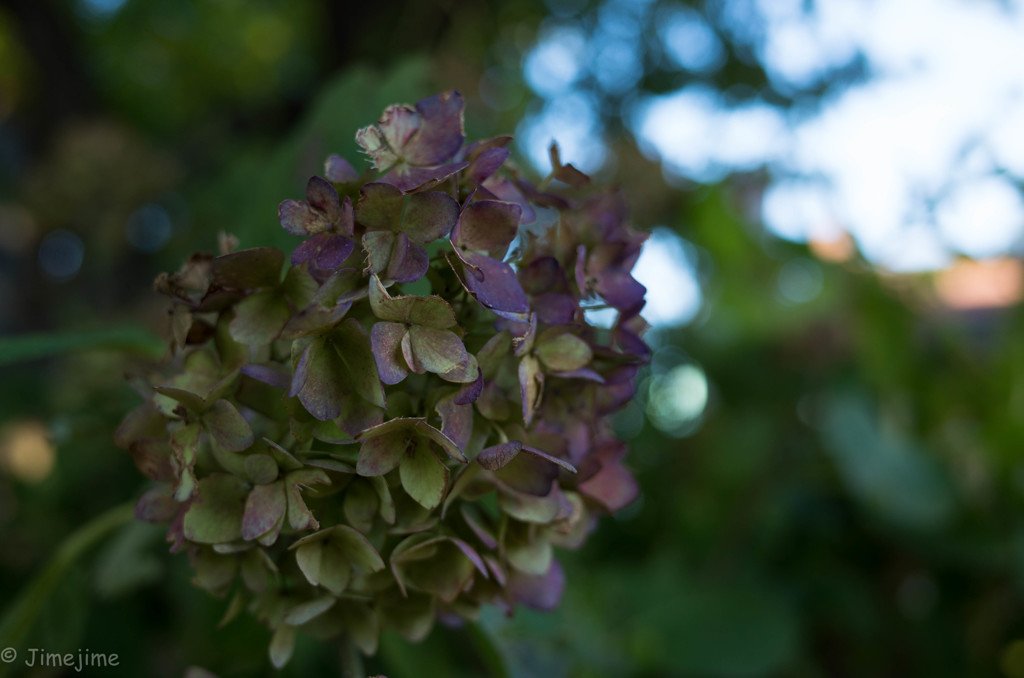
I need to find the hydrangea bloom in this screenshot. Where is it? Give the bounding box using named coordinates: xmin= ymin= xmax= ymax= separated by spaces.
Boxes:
xmin=117 ymin=91 xmax=649 ymax=668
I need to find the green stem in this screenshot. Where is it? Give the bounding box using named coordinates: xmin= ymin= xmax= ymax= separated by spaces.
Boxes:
xmin=339 ymin=635 xmax=364 ymax=678
xmin=0 ymin=503 xmax=135 ymax=656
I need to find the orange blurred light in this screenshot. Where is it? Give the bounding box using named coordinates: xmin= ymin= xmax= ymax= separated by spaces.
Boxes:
xmin=0 ymin=420 xmax=56 ymax=483
xmin=934 ymin=257 xmax=1023 ymax=310
xmin=808 ymin=230 xmax=855 ymax=263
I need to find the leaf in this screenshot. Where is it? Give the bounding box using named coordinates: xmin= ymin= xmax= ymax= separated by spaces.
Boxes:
xmin=202 ymin=399 xmax=254 ymax=452
xmin=400 ymin=441 xmax=450 ymax=510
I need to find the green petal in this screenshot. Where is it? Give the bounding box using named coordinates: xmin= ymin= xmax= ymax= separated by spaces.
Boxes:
xmin=330 ymin=319 xmax=386 ymax=408
xmin=332 ymin=524 xmax=386 ymax=573
xmin=356 ymin=426 xmax=409 ymax=476
xmin=284 ymin=468 xmax=331 ymax=531
xmin=317 ymin=543 xmax=352 ymax=595
xmin=518 ymin=355 xmax=544 ymax=426
xmin=535 ymin=332 xmax=592 ymax=372
xmin=284 ymin=596 xmax=336 ymax=626
xmin=343 ymin=480 xmax=380 ymax=533
xmin=269 ymin=625 xmax=296 ymax=669
xmin=183 ymin=474 xmax=248 ymax=544
xmin=409 ymin=326 xmax=468 ymax=375
xmin=378 ymin=593 xmax=435 ymax=643
xmin=401 ymin=191 xmax=459 ymax=242
xmin=229 ymin=290 xmax=290 ymax=346
xmin=400 ymin=441 xmax=450 ymax=510
xmin=243 ymin=453 xmax=279 ymax=485
xmin=296 ymin=541 xmax=324 ymax=586
xmin=202 ymin=399 xmax=254 ymax=452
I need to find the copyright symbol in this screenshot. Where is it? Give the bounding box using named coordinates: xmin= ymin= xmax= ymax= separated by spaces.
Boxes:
xmin=0 ymin=647 xmax=15 ymax=663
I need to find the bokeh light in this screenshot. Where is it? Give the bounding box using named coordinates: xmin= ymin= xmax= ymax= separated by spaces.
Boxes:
xmin=0 ymin=420 xmax=56 ymax=484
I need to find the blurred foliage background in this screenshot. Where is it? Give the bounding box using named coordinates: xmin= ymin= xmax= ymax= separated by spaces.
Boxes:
xmin=3 ymin=0 xmax=1024 ymax=676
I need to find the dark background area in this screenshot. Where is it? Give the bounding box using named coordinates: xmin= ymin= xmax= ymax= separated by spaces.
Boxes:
xmin=2 ymin=0 xmax=1024 ymax=676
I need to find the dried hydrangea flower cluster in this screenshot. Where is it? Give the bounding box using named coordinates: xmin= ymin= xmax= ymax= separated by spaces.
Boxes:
xmin=116 ymin=91 xmax=649 ymax=668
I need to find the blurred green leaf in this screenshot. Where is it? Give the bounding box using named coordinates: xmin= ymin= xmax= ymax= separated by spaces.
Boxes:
xmin=0 ymin=326 xmax=164 ymax=366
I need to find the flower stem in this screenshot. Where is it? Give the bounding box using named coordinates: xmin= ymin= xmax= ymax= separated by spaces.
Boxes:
xmin=0 ymin=502 xmax=135 ymax=654
xmin=340 ymin=635 xmax=364 ymax=678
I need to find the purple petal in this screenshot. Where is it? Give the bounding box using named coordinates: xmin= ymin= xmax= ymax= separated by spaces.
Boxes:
xmin=518 ymin=257 xmax=566 ymax=295
xmin=289 ymin=342 xmax=313 ymax=398
xmin=337 ymin=196 xmax=354 ymax=236
xmin=305 ymin=176 xmax=341 ymax=225
xmin=325 ymin=154 xmax=360 ymax=183
xmin=436 ymin=395 xmax=473 ymax=451
xmin=448 ymin=537 xmax=489 ymax=577
xmin=468 ymin=147 xmax=510 ymax=184
xmin=386 ymin=237 xmax=429 ymax=283
xmin=380 ymin=162 xmax=469 ymax=194
xmin=595 ymin=381 xmax=635 ymax=415
xmin=241 ymin=363 xmax=291 ymax=389
xmin=370 ymin=322 xmax=409 ymax=385
xmin=482 ymin=176 xmax=536 ymax=224
xmin=551 ymin=367 xmax=605 ymax=383
xmin=291 ymin=232 xmax=328 ymax=266
xmin=135 ymin=486 xmax=179 ymax=523
xmin=405 ymin=90 xmax=465 ymax=165
xmin=595 ymin=270 xmax=646 ymax=311
xmin=509 ymin=559 xmax=565 ymax=611
xmin=315 ymin=234 xmax=355 ymax=271
xmin=477 ymin=441 xmax=522 ymax=471
xmin=453 ymin=369 xmax=483 ymax=405
xmin=532 ymin=293 xmax=577 ymax=325
xmin=379 ymin=104 xmax=421 ymax=156
xmin=453 ymin=200 xmax=521 ymax=255
xmin=579 ymin=461 xmax=638 ymax=512
xmin=574 ymin=245 xmax=588 ymax=294
xmin=278 ymin=199 xmax=317 ymax=236
xmin=452 ymin=250 xmax=530 ymax=314
xmin=460 ymin=505 xmax=498 ymax=549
